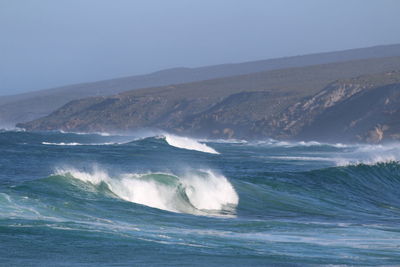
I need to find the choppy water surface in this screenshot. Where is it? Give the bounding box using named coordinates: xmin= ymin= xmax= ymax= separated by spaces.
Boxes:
xmin=1 ymin=130 xmax=400 ymax=266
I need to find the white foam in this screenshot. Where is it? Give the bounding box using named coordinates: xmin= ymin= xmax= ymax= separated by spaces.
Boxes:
xmin=252 ymin=139 xmax=349 ymax=148
xmin=266 ymin=142 xmax=400 ymax=166
xmin=270 ymin=156 xmax=336 ymax=162
xmin=198 ymin=138 xmax=248 ymax=144
xmin=333 ymin=143 xmax=400 ymax=166
xmin=181 ymin=170 xmax=238 ymax=211
xmin=164 ymin=134 xmax=219 ymax=154
xmin=42 ymin=142 xmax=117 ymax=146
xmin=42 ymin=142 xmax=82 ymax=146
xmin=0 ymin=192 xmax=62 ymax=221
xmin=0 ymin=127 xmax=26 ymax=132
xmin=59 ymin=130 xmax=113 ymax=136
xmin=55 ymin=167 xmax=238 ymax=216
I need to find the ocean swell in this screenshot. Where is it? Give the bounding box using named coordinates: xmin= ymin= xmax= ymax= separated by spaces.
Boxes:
xmin=54 ymin=167 xmax=238 ymax=216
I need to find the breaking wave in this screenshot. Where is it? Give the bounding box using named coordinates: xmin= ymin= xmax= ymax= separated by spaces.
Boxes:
xmin=162 ymin=134 xmax=219 ymax=154
xmin=54 ymin=167 xmax=238 ymax=216
xmin=52 ymin=131 xmax=220 ymax=154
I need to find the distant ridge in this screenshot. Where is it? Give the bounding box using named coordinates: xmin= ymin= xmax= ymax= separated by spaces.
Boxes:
xmin=18 ymin=56 xmax=400 ymax=143
xmin=2 ymin=43 xmax=400 ymax=126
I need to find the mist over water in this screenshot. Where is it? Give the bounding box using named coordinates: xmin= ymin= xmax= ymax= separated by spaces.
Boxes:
xmin=1 ymin=130 xmax=400 ymax=265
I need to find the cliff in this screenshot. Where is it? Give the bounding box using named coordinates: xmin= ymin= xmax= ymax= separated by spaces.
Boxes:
xmin=254 ymin=71 xmax=400 ymax=142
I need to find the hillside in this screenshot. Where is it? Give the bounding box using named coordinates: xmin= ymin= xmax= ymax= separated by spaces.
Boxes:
xmin=253 ymin=71 xmax=400 ymax=142
xmin=2 ymin=44 xmax=400 ymax=126
xmin=18 ymin=56 xmax=400 ymax=143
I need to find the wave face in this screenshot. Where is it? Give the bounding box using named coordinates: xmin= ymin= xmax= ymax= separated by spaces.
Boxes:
xmin=54 ymin=167 xmax=238 ymax=215
xmin=1 ymin=130 xmax=400 ymax=266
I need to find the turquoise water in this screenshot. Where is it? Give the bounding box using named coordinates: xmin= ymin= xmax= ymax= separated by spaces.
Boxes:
xmin=1 ymin=131 xmax=400 ymax=266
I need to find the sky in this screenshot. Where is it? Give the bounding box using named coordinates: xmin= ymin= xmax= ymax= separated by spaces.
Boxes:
xmin=1 ymin=0 xmax=400 ymax=96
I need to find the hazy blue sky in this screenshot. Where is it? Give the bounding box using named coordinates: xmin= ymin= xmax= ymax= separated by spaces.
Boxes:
xmin=1 ymin=0 xmax=400 ymax=95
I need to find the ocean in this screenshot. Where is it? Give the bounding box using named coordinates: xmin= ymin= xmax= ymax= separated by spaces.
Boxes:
xmin=1 ymin=130 xmax=400 ymax=266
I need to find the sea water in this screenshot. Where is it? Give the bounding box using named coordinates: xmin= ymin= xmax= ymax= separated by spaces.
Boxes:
xmin=1 ymin=130 xmax=400 ymax=266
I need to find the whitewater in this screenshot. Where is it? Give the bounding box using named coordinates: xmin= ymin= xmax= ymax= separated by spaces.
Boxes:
xmin=1 ymin=130 xmax=400 ymax=266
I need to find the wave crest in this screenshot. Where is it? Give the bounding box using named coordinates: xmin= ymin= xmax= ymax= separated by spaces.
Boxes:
xmin=163 ymin=134 xmax=219 ymax=154
xmin=54 ymin=167 xmax=238 ymax=216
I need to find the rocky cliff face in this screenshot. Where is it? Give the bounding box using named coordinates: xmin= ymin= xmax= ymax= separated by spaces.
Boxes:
xmin=263 ymin=71 xmax=400 ymax=143
xmin=265 ymin=83 xmax=369 ymax=137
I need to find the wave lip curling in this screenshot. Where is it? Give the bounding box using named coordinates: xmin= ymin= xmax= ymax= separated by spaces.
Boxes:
xmin=55 ymin=167 xmax=238 ymax=216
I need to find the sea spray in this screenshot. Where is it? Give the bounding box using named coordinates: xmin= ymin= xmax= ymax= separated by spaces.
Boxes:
xmin=54 ymin=167 xmax=238 ymax=215
xmin=163 ymin=134 xmax=219 ymax=154
xmin=334 ymin=143 xmax=400 ymax=166
xmin=3 ymin=130 xmax=400 ymax=265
